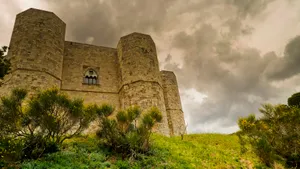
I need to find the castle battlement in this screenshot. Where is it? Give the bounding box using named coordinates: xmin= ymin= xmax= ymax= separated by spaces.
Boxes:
xmin=0 ymin=8 xmax=185 ymax=136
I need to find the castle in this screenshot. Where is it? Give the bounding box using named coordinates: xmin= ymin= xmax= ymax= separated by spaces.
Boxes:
xmin=0 ymin=8 xmax=185 ymax=136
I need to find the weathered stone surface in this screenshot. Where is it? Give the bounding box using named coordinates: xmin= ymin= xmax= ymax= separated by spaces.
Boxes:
xmin=0 ymin=70 xmax=61 ymax=97
xmin=119 ymin=81 xmax=170 ymax=136
xmin=117 ymin=33 xmax=162 ymax=86
xmin=161 ymin=71 xmax=186 ymax=136
xmin=8 ymin=8 xmax=65 ymax=82
xmin=0 ymin=8 xmax=186 ymax=136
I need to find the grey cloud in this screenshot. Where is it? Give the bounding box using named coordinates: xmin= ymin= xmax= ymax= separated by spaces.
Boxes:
xmin=264 ymin=36 xmax=300 ymax=80
xmin=164 ymin=0 xmax=294 ymax=132
xmin=45 ymin=0 xmax=300 ymax=133
xmin=0 ymin=1 xmax=23 ymax=46
xmin=165 ymin=54 xmax=172 ymax=63
xmin=46 ymin=0 xmax=175 ymax=47
xmin=227 ymin=0 xmax=276 ymax=18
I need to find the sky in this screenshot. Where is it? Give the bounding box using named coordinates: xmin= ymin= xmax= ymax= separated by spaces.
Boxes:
xmin=1 ymin=0 xmax=300 ymax=134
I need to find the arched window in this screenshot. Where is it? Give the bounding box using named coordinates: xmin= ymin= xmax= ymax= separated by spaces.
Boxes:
xmin=83 ymin=69 xmax=98 ymax=85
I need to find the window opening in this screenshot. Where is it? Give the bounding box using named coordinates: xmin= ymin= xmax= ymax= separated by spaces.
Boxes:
xmin=84 ymin=69 xmax=98 ymax=85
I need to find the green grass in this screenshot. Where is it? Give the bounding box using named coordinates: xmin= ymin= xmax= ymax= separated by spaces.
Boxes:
xmin=20 ymin=134 xmax=268 ymax=169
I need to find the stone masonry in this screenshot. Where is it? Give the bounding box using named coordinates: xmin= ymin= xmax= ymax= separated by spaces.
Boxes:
xmin=0 ymin=8 xmax=186 ymax=136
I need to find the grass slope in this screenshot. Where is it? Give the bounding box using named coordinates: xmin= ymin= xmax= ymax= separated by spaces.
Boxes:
xmin=21 ymin=134 xmax=268 ymax=169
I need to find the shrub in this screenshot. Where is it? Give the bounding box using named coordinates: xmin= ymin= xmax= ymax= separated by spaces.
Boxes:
xmin=95 ymin=105 xmax=162 ymax=158
xmin=0 ymin=88 xmax=96 ymax=162
xmin=27 ymin=89 xmax=96 ymax=144
xmin=288 ymin=92 xmax=300 ymax=107
xmin=0 ymin=88 xmax=27 ymax=162
xmin=238 ymin=104 xmax=300 ymax=168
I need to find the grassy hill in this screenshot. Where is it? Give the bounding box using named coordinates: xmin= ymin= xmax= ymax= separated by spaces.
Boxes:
xmin=19 ymin=134 xmax=268 ymax=169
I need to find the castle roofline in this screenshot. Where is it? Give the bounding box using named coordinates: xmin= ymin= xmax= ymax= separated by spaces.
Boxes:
xmin=17 ymin=8 xmax=65 ymax=24
xmin=65 ymin=41 xmax=117 ymax=50
xmin=161 ymin=70 xmax=178 ymax=80
xmin=161 ymin=70 xmax=175 ymax=74
xmin=120 ymin=32 xmax=151 ymax=39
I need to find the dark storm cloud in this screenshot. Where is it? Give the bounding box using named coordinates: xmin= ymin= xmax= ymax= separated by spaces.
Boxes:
xmin=46 ymin=0 xmax=296 ymax=133
xmin=164 ymin=0 xmax=299 ymax=132
xmin=264 ymin=36 xmax=300 ymax=80
xmin=2 ymin=0 xmax=300 ymax=133
xmin=46 ymin=0 xmax=175 ymax=47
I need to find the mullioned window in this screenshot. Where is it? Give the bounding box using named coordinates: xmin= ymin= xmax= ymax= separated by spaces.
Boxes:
xmin=83 ymin=69 xmax=98 ymax=85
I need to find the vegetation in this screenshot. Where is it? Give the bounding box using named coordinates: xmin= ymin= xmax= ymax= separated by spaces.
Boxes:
xmin=288 ymin=92 xmax=300 ymax=107
xmin=0 ymin=46 xmax=10 ymax=79
xmin=0 ymin=88 xmax=96 ymax=164
xmin=0 ymin=88 xmax=165 ymax=168
xmin=5 ymin=87 xmax=299 ymax=168
xmin=238 ymin=95 xmax=300 ymax=168
xmin=95 ymin=104 xmax=162 ymax=158
xmin=20 ymin=134 xmax=265 ymax=169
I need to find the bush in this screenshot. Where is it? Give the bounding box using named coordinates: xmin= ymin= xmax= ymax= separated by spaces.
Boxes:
xmin=288 ymin=92 xmax=300 ymax=107
xmin=27 ymin=89 xmax=96 ymax=144
xmin=0 ymin=88 xmax=27 ymax=162
xmin=95 ymin=105 xmax=162 ymax=158
xmin=238 ymin=104 xmax=300 ymax=168
xmin=0 ymin=88 xmax=96 ymax=162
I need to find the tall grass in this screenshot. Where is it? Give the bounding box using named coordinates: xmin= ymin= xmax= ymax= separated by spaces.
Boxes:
xmin=21 ymin=134 xmax=268 ymax=169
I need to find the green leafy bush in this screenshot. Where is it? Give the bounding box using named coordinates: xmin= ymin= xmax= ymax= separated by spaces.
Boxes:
xmin=0 ymin=88 xmax=27 ymax=162
xmin=27 ymin=89 xmax=96 ymax=144
xmin=0 ymin=88 xmax=96 ymax=162
xmin=95 ymin=105 xmax=162 ymax=158
xmin=288 ymin=92 xmax=300 ymax=107
xmin=238 ymin=104 xmax=300 ymax=168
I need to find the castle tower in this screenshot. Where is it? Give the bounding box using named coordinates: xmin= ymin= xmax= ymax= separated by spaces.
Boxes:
xmin=0 ymin=8 xmax=66 ymax=95
xmin=161 ymin=71 xmax=186 ymax=136
xmin=0 ymin=8 xmax=186 ymax=136
xmin=117 ymin=33 xmax=170 ymax=136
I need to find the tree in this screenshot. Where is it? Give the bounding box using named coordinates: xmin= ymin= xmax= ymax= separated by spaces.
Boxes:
xmin=95 ymin=105 xmax=162 ymax=158
xmin=27 ymin=89 xmax=96 ymax=144
xmin=0 ymin=46 xmax=10 ymax=79
xmin=0 ymin=88 xmax=97 ymax=161
xmin=238 ymin=104 xmax=300 ymax=168
xmin=0 ymin=88 xmax=27 ymax=162
xmin=288 ymin=92 xmax=300 ymax=107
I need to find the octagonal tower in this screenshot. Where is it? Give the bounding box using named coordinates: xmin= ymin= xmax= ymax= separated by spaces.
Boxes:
xmin=161 ymin=71 xmax=186 ymax=136
xmin=117 ymin=33 xmax=170 ymax=135
xmin=0 ymin=8 xmax=66 ymax=96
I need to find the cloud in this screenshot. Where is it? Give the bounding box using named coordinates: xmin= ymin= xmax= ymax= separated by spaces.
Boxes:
xmin=45 ymin=0 xmax=176 ymax=47
xmin=264 ymin=36 xmax=300 ymax=80
xmin=164 ymin=0 xmax=300 ymax=133
xmin=2 ymin=0 xmax=300 ymax=133
xmin=0 ymin=1 xmax=22 ymax=46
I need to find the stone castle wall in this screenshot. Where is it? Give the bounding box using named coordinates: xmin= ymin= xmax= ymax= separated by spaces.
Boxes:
xmin=161 ymin=71 xmax=186 ymax=136
xmin=0 ymin=70 xmax=61 ymax=97
xmin=61 ymin=41 xmax=120 ymax=109
xmin=0 ymin=8 xmax=186 ymax=136
xmin=62 ymin=41 xmax=120 ymax=93
xmin=117 ymin=33 xmax=170 ymax=135
xmin=0 ymin=8 xmax=65 ymax=97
